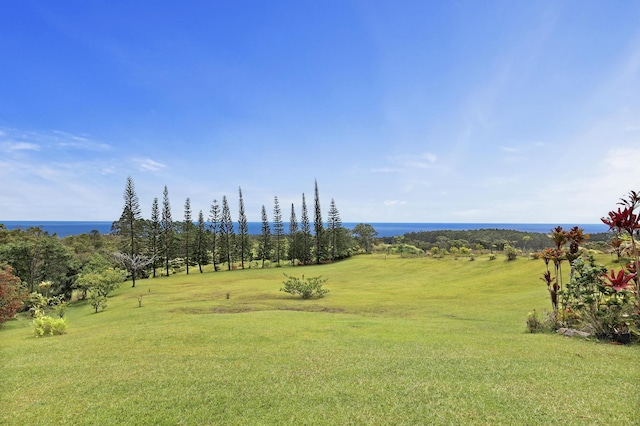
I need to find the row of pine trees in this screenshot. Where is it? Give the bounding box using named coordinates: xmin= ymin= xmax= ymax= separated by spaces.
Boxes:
xmin=113 ymin=177 xmax=352 ymax=282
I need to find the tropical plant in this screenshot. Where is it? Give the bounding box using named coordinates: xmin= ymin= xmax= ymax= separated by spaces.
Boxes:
xmin=0 ymin=266 xmax=26 ymax=325
xmin=540 ymin=270 xmax=558 ymax=315
xmin=280 ymin=274 xmax=329 ymax=299
xmin=602 ymin=269 xmax=636 ymax=292
xmin=601 ymin=191 xmax=640 ymax=302
xmin=33 ymin=314 xmax=68 ymax=336
xmin=504 ymin=244 xmax=518 ymax=261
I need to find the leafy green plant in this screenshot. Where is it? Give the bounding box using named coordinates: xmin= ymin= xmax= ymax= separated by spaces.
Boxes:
xmin=89 ymin=293 xmax=108 ymax=313
xmin=505 ymin=245 xmax=517 ymax=261
xmin=33 ymin=314 xmax=68 ymax=336
xmin=54 ymin=300 xmax=69 ymax=318
xmin=553 ymin=256 xmax=635 ymax=340
xmin=601 ymin=191 xmax=640 ymax=303
xmin=0 ymin=265 xmax=26 ymax=324
xmin=280 ymin=274 xmax=329 ymax=299
xmin=526 ymin=309 xmax=543 ymax=333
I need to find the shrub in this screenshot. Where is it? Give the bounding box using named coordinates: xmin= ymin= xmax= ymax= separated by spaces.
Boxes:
xmin=0 ymin=266 xmax=27 ymax=324
xmin=54 ymin=301 xmax=68 ymax=318
xmin=280 ymin=274 xmax=329 ymax=299
xmin=33 ymin=315 xmax=68 ymax=337
xmin=89 ymin=293 xmax=107 ymax=313
xmin=505 ymin=245 xmax=518 ymax=261
xmin=526 ymin=310 xmax=544 ymax=333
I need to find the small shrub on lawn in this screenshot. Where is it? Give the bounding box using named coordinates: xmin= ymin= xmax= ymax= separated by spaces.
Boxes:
xmin=280 ymin=274 xmax=329 ymax=299
xmin=33 ymin=315 xmax=68 ymax=337
xmin=526 ymin=309 xmax=544 ymax=333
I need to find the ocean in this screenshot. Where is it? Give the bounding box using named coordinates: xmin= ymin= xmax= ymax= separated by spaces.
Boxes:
xmin=0 ymin=221 xmax=610 ymax=238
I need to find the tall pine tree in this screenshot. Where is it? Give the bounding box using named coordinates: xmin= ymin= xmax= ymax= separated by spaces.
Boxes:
xmin=273 ymin=196 xmax=284 ymax=266
xmin=119 ymin=176 xmax=142 ymax=287
xmin=300 ymin=193 xmax=312 ymax=264
xmin=183 ymin=198 xmax=192 ymax=274
xmin=209 ymin=199 xmax=221 ymax=272
xmin=327 ymin=198 xmax=343 ymax=261
xmin=288 ymin=203 xmax=299 ymax=265
xmin=149 ymin=197 xmax=161 ymax=278
xmin=259 ymin=205 xmax=272 ymax=268
xmin=194 ymin=210 xmax=208 ymax=273
xmin=313 ymin=180 xmax=325 ymax=264
xmin=237 ymin=187 xmax=250 ymax=269
xmin=161 ymin=185 xmax=174 ymax=277
xmin=220 ymin=195 xmax=235 ymax=270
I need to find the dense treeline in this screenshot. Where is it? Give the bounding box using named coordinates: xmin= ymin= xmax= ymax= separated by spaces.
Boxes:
xmin=0 ymin=178 xmax=374 ymax=309
xmin=0 ymin=225 xmax=120 ymax=302
xmin=384 ymin=229 xmax=611 ymax=253
xmin=110 ymin=178 xmax=355 ymax=283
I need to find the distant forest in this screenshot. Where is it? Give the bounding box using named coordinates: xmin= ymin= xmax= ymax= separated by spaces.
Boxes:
xmin=387 ymin=228 xmax=611 ymax=253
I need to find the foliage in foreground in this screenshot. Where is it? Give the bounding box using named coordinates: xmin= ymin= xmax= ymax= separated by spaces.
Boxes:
xmin=0 ymin=265 xmax=26 ymax=325
xmin=32 ymin=314 xmax=68 ymax=337
xmin=280 ymin=273 xmax=329 ymax=299
xmin=28 ymin=290 xmax=69 ymax=336
xmin=531 ymin=190 xmax=640 ymax=342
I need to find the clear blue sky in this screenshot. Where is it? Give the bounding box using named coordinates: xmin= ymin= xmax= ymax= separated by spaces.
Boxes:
xmin=1 ymin=1 xmax=639 ymax=223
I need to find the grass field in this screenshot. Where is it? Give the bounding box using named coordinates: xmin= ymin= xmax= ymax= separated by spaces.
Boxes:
xmin=2 ymin=254 xmax=639 ymax=425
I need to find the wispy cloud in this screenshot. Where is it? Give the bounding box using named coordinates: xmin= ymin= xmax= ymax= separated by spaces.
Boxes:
xmin=0 ymin=127 xmax=112 ymax=152
xmin=0 ymin=141 xmax=40 ymax=152
xmin=135 ymin=157 xmax=167 ymax=172
xmin=371 ymin=167 xmax=397 ymax=173
xmin=383 ymin=200 xmax=406 ymax=206
xmin=391 ymin=151 xmax=438 ymax=169
xmin=500 ymin=146 xmax=519 ymax=153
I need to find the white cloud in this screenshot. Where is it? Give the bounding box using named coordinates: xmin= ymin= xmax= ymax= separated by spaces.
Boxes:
xmin=52 ymin=130 xmax=112 ymax=151
xmin=383 ymin=200 xmax=406 ymax=206
xmin=0 ymin=127 xmax=112 ymax=152
xmin=136 ymin=157 xmax=167 ymax=172
xmin=391 ymin=151 xmax=438 ymax=169
xmin=0 ymin=142 xmax=40 ymax=152
xmin=371 ymin=167 xmax=397 ymax=173
xmin=500 ymin=146 xmax=519 ymax=153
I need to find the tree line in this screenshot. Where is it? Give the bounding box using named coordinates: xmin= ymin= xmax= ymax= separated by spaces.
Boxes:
xmin=111 ymin=177 xmax=364 ymax=286
xmin=392 ymin=228 xmax=610 ymax=254
xmin=0 ymin=178 xmax=379 ymax=317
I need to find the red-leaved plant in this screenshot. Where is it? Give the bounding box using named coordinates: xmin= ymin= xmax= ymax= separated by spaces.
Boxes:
xmin=601 ymin=269 xmax=636 ymax=292
xmin=602 ymin=191 xmax=640 ymax=302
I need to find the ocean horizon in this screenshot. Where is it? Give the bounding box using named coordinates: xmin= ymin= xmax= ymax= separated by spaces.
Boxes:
xmin=0 ymin=221 xmax=610 ymax=238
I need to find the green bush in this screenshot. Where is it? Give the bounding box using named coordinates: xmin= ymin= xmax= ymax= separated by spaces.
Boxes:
xmin=54 ymin=301 xmax=68 ymax=318
xmin=89 ymin=293 xmax=107 ymax=313
xmin=33 ymin=315 xmax=68 ymax=337
xmin=280 ymin=274 xmax=329 ymax=299
xmin=526 ymin=310 xmax=544 ymax=333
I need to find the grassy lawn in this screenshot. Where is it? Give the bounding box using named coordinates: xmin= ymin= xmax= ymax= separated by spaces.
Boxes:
xmin=2 ymin=254 xmax=639 ymax=425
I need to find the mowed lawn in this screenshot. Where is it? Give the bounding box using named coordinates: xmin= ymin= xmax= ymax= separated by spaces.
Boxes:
xmin=2 ymin=254 xmax=639 ymax=425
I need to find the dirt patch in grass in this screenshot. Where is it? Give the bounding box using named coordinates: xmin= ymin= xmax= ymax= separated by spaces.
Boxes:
xmin=277 ymin=305 xmax=347 ymax=314
xmin=169 ymin=306 xmax=255 ymax=315
xmin=209 ymin=306 xmax=255 ymax=314
xmin=170 ymin=303 xmax=346 ymax=315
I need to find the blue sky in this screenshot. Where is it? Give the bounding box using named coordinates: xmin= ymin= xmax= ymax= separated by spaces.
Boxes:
xmin=1 ymin=1 xmax=639 ymax=223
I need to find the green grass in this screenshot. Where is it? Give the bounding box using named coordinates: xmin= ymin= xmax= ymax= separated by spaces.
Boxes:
xmin=2 ymin=254 xmax=639 ymax=425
